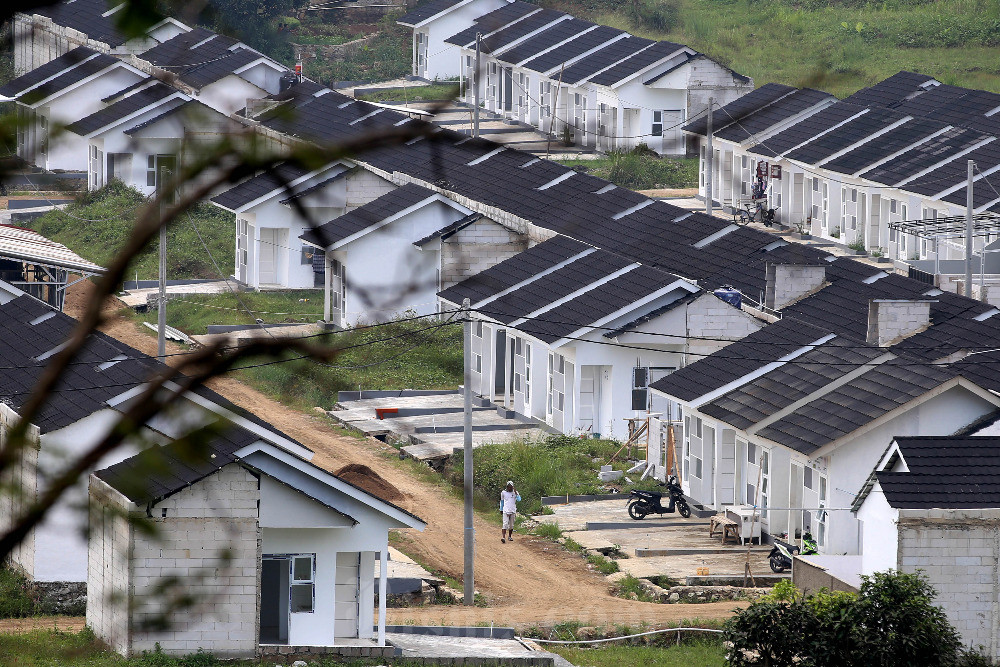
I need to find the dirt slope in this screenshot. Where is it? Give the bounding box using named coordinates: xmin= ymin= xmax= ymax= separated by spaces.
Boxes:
xmin=66 ymin=282 xmax=743 ymax=629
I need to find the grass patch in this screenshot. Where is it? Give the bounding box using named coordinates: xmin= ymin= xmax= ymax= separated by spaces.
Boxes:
xmin=548 ymin=643 xmax=727 ymax=667
xmin=587 ymin=553 xmax=621 ymax=574
xmin=306 ymin=14 xmax=411 ymax=84
xmin=532 ymin=521 xmax=564 ymax=540
xmin=358 ymin=83 xmax=461 ymax=102
xmin=545 ymin=0 xmax=1000 ymax=97
xmin=555 ymin=150 xmax=698 ymax=190
xmin=613 ymin=574 xmax=657 ymax=602
xmin=26 ymin=181 xmax=233 ymax=283
xmin=232 ymin=315 xmax=463 ymax=410
xmin=131 ymin=290 xmax=323 ymax=334
xmin=0 ymin=627 xmax=441 ymax=666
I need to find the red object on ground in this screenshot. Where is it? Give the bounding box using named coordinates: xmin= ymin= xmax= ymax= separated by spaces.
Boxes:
xmin=375 ymin=407 xmax=398 ymax=420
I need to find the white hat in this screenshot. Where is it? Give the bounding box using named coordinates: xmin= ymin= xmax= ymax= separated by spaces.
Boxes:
xmin=506 ymin=480 xmax=514 ymax=486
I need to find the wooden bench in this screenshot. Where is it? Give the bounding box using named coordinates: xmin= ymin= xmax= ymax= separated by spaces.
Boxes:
xmin=375 ymin=407 xmax=399 ymax=420
xmin=709 ymin=514 xmax=740 ymax=544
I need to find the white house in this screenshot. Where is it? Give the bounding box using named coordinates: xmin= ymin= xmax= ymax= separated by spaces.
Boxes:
xmin=849 ymin=435 xmax=1000 ymax=657
xmin=1 ymin=47 xmax=149 ymax=172
xmin=686 ymin=73 xmax=1000 ymax=274
xmin=440 ymin=3 xmax=752 ymax=154
xmin=0 ymin=291 xmax=317 ymax=586
xmin=88 ymin=431 xmax=424 ymax=656
xmin=648 ymin=259 xmax=1000 ymax=556
xmin=397 ymin=0 xmax=512 ymax=81
xmin=438 ymin=232 xmax=771 ymax=437
xmin=300 ymin=182 xmax=527 ymax=326
xmin=133 ymin=28 xmax=290 ymax=116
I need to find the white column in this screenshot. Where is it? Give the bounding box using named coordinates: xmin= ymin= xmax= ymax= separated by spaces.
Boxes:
xmin=377 ymin=545 xmax=388 ymax=646
xmin=504 ymin=332 xmax=513 ymax=410
xmin=323 ymin=251 xmax=332 ymax=322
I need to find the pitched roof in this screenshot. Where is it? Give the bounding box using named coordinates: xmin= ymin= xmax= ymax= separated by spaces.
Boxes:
xmin=398 ymin=0 xmax=471 ymax=27
xmin=0 ymin=47 xmax=100 ymax=98
xmin=139 ymin=29 xmax=271 ymax=90
xmin=444 ymin=2 xmax=539 ymax=46
xmin=587 ymin=41 xmax=685 ymax=87
xmin=17 ymin=52 xmax=122 ymax=105
xmin=31 ymin=0 xmax=129 ymax=47
xmin=64 ymin=82 xmax=182 ymax=136
xmin=210 ymin=162 xmax=313 ymax=211
xmin=300 ymin=183 xmax=440 ymax=248
xmin=684 ymin=82 xmax=797 ymax=136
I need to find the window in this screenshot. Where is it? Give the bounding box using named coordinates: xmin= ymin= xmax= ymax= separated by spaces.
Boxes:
xmin=804 ymin=466 xmax=813 ymax=490
xmin=694 ymin=457 xmax=703 ymax=479
xmin=694 ymin=416 xmax=703 ymax=439
xmin=146 ymin=155 xmax=156 ymax=187
xmin=474 ymin=353 xmax=482 ymax=373
xmin=290 ymin=554 xmax=315 ymax=613
xmin=632 ymin=366 xmax=649 ymax=411
xmin=652 ymin=111 xmax=663 ymax=137
xmin=474 ymin=321 xmax=483 ymax=338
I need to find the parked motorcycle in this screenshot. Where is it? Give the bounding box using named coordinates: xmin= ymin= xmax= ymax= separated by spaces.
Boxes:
xmin=627 ymin=476 xmax=691 ymax=519
xmin=768 ymin=531 xmax=819 ymax=573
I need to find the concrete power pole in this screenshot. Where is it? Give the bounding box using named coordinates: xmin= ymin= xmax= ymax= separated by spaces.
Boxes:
xmin=473 ymin=34 xmax=481 ymax=139
xmin=705 ymin=97 xmax=713 ymax=217
xmin=966 ymin=159 xmax=975 ymax=298
xmin=462 ymin=298 xmax=475 ymax=605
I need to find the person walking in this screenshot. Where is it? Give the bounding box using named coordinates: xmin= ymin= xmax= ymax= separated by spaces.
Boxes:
xmin=500 ymin=480 xmax=520 ymax=543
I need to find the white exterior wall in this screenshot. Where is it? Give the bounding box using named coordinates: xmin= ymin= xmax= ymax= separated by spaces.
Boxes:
xmin=86 ymin=476 xmax=133 ymax=656
xmin=196 ymin=75 xmax=268 ymax=116
xmin=337 ymin=200 xmax=470 ymax=325
xmin=130 ymin=465 xmax=261 ymax=657
xmin=28 ymin=66 xmax=147 ymax=171
xmin=856 ymin=480 xmax=899 ymax=574
xmin=0 ymin=403 xmax=39 ymax=579
xmin=412 ymin=0 xmax=510 ymax=81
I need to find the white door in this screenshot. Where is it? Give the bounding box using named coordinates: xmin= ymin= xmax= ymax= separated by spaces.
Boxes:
xmin=334 ymin=552 xmax=360 ymax=639
xmin=579 ymin=365 xmax=601 ymax=434
xmin=259 ymin=228 xmax=278 ymax=285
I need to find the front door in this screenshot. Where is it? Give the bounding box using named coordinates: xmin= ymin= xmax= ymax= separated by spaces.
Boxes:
xmin=260 ymin=558 xmax=289 ymax=644
xmin=334 ymin=552 xmax=360 ymax=640
xmin=579 ymin=365 xmax=602 ymax=435
xmin=259 ymin=228 xmax=278 ymax=285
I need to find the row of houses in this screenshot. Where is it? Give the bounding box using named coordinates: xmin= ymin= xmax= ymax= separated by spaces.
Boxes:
xmin=10 ymin=0 xmax=1000 ymax=654
xmin=397 ymin=0 xmax=753 ymax=154
xmin=686 ymin=73 xmax=1000 ymax=279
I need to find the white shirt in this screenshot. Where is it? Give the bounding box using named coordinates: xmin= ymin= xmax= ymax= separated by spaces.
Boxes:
xmin=501 ymin=489 xmax=518 ymax=514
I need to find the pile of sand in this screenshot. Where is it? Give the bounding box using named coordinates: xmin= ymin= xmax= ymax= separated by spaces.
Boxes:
xmin=335 ymin=463 xmax=404 ymax=502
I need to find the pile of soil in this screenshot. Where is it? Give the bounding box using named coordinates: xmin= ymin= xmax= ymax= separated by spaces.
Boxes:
xmin=336 ymin=463 xmax=404 ymax=501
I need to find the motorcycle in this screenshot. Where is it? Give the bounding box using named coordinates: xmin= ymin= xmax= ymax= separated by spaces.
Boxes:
xmin=627 ymin=476 xmax=691 ymax=519
xmin=768 ymin=531 xmax=819 ymax=573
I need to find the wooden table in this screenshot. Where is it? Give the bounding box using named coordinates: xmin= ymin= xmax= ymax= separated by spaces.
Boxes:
xmin=709 ymin=514 xmax=740 ymax=544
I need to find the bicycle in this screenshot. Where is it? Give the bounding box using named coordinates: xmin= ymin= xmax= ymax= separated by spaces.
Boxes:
xmin=734 ymin=197 xmax=776 ymax=226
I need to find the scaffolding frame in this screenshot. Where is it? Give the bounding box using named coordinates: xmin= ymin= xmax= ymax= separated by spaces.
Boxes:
xmin=888 ymin=212 xmax=1000 ymax=239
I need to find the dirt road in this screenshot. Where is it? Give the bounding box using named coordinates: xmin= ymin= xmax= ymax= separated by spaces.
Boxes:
xmin=66 ymin=283 xmax=744 ymax=629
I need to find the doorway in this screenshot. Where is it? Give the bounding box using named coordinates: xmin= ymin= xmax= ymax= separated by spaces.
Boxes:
xmin=259 ymin=228 xmax=278 ymax=285
xmin=334 ymin=552 xmax=360 ymax=640
xmin=579 ymin=365 xmax=603 ymax=435
xmin=260 ymin=558 xmax=289 ymax=644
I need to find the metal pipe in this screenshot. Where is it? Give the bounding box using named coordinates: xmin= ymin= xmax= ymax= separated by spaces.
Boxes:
xmin=966 ymin=159 xmax=975 ymax=297
xmin=462 ymin=298 xmax=475 ymax=606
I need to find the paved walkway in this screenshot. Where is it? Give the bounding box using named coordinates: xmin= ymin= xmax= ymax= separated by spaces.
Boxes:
xmin=387 ymin=633 xmax=575 ymax=666
xmin=330 ymin=393 xmax=550 ymax=461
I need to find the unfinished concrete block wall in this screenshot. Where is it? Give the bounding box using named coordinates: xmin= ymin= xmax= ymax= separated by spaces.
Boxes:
xmin=130 ymin=464 xmax=261 ymax=657
xmin=87 ymin=476 xmax=133 ymax=656
xmin=897 ymin=512 xmax=1000 ymax=657
xmin=0 ymin=403 xmax=39 ymax=578
xmin=345 ymin=170 xmax=396 ymax=210
xmin=765 ymin=264 xmax=826 ymax=310
xmin=14 ymin=16 xmax=95 ymax=74
xmin=866 ymin=300 xmax=931 ymax=347
xmin=440 ymin=220 xmax=528 ymax=288
xmin=685 ymin=294 xmax=764 ymax=359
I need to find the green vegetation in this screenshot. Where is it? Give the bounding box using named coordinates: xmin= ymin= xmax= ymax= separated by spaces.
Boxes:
xmin=303 ymin=14 xmax=411 ymax=84
xmin=447 ymin=434 xmax=656 ymax=516
xmin=586 ymin=552 xmax=621 ymax=574
xmin=725 ymin=571 xmax=987 ymax=667
xmin=27 ymin=181 xmax=233 ymax=283
xmin=233 ymin=315 xmax=463 ymax=410
xmin=358 ymin=83 xmax=462 ymax=103
xmin=546 ymin=0 xmax=1000 ymax=97
xmin=0 ymin=567 xmax=38 ymax=618
xmin=555 ymin=150 xmax=699 ymax=190
xmin=613 ymin=573 xmax=657 ymax=602
xmin=131 ymin=291 xmax=322 ymax=334
xmin=532 ymin=521 xmax=565 ymax=540
xmin=0 ymin=627 xmax=437 ymax=666
xmin=549 ymin=643 xmax=727 ymax=667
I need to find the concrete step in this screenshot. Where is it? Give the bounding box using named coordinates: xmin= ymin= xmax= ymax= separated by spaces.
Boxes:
xmin=585 ymin=520 xmax=711 ymax=531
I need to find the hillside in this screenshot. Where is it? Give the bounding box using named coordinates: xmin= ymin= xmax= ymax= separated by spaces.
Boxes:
xmin=543 ymin=0 xmax=1000 ymax=97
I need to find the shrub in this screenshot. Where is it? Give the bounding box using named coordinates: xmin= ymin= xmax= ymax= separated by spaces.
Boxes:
xmin=0 ymin=568 xmax=37 ymax=618
xmin=725 ymin=570 xmax=964 ymax=667
xmin=613 ymin=574 xmax=656 ymax=602
xmin=532 ymin=522 xmax=564 ymax=540
xmin=630 ymin=0 xmax=679 ymax=32
xmin=586 ymin=553 xmax=620 ymax=574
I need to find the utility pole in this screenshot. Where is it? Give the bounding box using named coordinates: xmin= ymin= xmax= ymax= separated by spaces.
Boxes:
xmin=473 ymin=34 xmax=481 ymax=139
xmin=157 ymin=169 xmax=168 ymax=361
xmin=966 ymin=159 xmax=975 ymax=298
xmin=462 ymin=298 xmax=474 ymax=605
xmin=705 ymin=97 xmax=714 ymax=217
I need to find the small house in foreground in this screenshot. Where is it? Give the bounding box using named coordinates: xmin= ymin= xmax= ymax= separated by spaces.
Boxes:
xmin=845 ymin=435 xmax=1000 ymax=657
xmin=89 ymin=434 xmax=424 ymax=656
